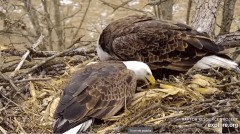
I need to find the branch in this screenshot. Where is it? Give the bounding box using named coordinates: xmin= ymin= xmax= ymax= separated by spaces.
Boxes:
xmin=0 ymin=72 xmax=19 ymax=92
xmin=14 ymin=44 xmax=83 ymax=80
xmin=10 ymin=35 xmax=44 ymax=78
xmin=147 ymin=0 xmax=168 ymax=5
xmin=0 ymin=126 xmax=7 ymax=134
xmin=216 ymin=30 xmax=240 ymax=47
xmin=41 ymin=0 xmax=54 ymax=50
xmin=27 ymin=46 xmax=95 ymax=57
xmin=216 ymin=30 xmax=240 ymax=62
xmin=0 ymin=86 xmax=39 ymax=115
xmin=0 ymin=77 xmax=51 ymax=86
xmin=53 ymin=0 xmax=64 ymax=50
xmin=62 ymin=6 xmax=82 ymax=22
xmin=186 ymin=0 xmax=192 ymax=24
xmin=22 ymin=0 xmax=41 ymax=37
xmin=100 ymin=0 xmax=151 ymax=15
xmin=100 ymin=0 xmax=133 ymax=13
xmin=72 ymin=0 xmax=91 ymax=42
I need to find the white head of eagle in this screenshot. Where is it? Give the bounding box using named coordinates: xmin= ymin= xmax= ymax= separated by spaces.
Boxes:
xmin=53 ymin=61 xmax=155 ymax=134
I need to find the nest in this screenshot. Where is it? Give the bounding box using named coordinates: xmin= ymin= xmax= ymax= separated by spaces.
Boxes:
xmin=0 ymin=61 xmax=240 ymax=133
xmin=93 ymin=69 xmax=240 ymax=133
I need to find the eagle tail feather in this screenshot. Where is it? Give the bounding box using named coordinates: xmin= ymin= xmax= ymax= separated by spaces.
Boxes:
xmin=193 ymin=55 xmax=240 ymax=73
xmin=62 ymin=119 xmax=93 ymax=134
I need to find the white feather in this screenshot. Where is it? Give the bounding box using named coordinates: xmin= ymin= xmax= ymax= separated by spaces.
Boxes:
xmin=96 ymin=44 xmax=111 ymax=60
xmin=56 ymin=118 xmax=67 ymax=128
xmin=63 ymin=119 xmax=93 ymax=134
xmin=193 ymin=55 xmax=240 ymax=73
xmin=197 ymin=27 xmax=204 ymax=33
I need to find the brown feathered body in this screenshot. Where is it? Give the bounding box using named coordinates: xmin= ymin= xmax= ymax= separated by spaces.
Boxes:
xmin=98 ymin=15 xmax=229 ymax=77
xmin=53 ymin=62 xmax=137 ymax=133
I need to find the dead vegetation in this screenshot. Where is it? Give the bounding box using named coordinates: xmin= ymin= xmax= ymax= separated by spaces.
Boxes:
xmin=0 ymin=0 xmax=240 ymax=133
xmin=1 ymin=48 xmax=240 ymax=133
xmin=0 ymin=36 xmax=97 ymax=133
xmin=92 ymin=68 xmax=240 ymax=133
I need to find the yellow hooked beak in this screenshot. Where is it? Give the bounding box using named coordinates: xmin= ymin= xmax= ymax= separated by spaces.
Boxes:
xmin=145 ymin=75 xmax=156 ymax=88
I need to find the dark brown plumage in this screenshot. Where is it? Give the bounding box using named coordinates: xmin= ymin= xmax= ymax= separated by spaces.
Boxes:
xmin=97 ymin=15 xmax=228 ymax=77
xmin=53 ymin=60 xmax=157 ymax=133
xmin=53 ymin=62 xmax=137 ymax=133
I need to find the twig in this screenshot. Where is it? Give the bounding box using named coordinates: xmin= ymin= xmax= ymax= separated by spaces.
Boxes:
xmin=147 ymin=0 xmax=168 ymax=5
xmin=0 ymin=126 xmax=7 ymax=134
xmin=186 ymin=0 xmax=192 ymax=24
xmin=27 ymin=43 xmax=95 ymax=57
xmin=1 ymin=59 xmax=66 ymax=74
xmin=116 ymin=101 xmax=164 ymax=132
xmin=62 ymin=6 xmax=82 ymax=22
xmin=41 ymin=0 xmax=54 ymax=50
xmin=53 ymin=0 xmax=64 ymax=50
xmin=10 ymin=35 xmax=44 ymax=78
xmin=0 ymin=72 xmax=19 ymax=92
xmin=67 ymin=35 xmax=84 ymax=49
xmin=0 ymin=77 xmax=51 ymax=86
xmin=72 ymin=0 xmax=91 ymax=42
xmin=216 ymin=81 xmax=240 ymax=88
xmin=14 ymin=117 xmax=27 ymax=134
xmin=100 ymin=0 xmax=150 ymax=15
xmin=103 ymin=98 xmax=239 ymax=133
xmin=0 ymin=88 xmax=39 ymax=116
xmin=22 ymin=0 xmax=41 ymax=37
xmin=100 ymin=0 xmax=133 ymax=13
xmin=14 ymin=44 xmax=81 ymax=80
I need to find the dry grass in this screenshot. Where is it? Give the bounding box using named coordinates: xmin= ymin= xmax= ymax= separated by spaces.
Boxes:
xmin=0 ymin=62 xmax=240 ymax=133
xmin=93 ymin=69 xmax=240 ymax=133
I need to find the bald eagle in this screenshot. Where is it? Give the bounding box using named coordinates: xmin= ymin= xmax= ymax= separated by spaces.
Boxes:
xmin=53 ymin=61 xmax=155 ymax=133
xmin=97 ymin=15 xmax=239 ymax=77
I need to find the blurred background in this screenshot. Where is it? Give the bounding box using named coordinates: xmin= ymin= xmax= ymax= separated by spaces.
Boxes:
xmin=0 ymin=0 xmax=239 ymax=51
xmin=0 ymin=1 xmax=240 ymax=133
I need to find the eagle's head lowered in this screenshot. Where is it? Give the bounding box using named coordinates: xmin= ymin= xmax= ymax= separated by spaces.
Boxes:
xmin=96 ymin=44 xmax=111 ymax=60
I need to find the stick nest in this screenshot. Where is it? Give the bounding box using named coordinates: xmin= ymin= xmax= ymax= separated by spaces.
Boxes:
xmin=1 ymin=63 xmax=240 ymax=133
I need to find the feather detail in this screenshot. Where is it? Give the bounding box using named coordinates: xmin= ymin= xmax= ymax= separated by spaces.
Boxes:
xmin=53 ymin=61 xmax=153 ymax=133
xmin=63 ymin=119 xmax=93 ymax=134
xmin=193 ymin=55 xmax=240 ymax=73
xmin=98 ymin=15 xmax=228 ymax=77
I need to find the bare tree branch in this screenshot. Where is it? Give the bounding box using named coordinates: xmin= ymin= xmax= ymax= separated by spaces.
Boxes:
xmin=22 ymin=0 xmax=41 ymax=37
xmin=41 ymin=0 xmax=54 ymax=50
xmin=53 ymin=0 xmax=64 ymax=51
xmin=100 ymin=0 xmax=150 ymax=15
xmin=186 ymin=0 xmax=192 ymax=24
xmin=9 ymin=35 xmax=44 ymax=78
xmin=0 ymin=72 xmax=19 ymax=92
xmin=72 ymin=0 xmax=91 ymax=42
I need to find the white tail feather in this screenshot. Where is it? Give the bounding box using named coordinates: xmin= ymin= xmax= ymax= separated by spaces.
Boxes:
xmin=63 ymin=119 xmax=93 ymax=134
xmin=193 ymin=55 xmax=240 ymax=73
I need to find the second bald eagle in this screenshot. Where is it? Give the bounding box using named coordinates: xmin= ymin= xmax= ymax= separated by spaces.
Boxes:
xmin=97 ymin=15 xmax=239 ymax=77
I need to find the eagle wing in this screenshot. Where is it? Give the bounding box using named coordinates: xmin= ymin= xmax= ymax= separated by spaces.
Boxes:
xmin=53 ymin=62 xmax=137 ymax=133
xmin=99 ymin=15 xmax=224 ymax=71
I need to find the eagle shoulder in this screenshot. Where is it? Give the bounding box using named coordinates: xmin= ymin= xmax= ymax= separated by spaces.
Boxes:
xmin=98 ymin=15 xmax=224 ymax=71
xmin=53 ymin=62 xmax=136 ymax=133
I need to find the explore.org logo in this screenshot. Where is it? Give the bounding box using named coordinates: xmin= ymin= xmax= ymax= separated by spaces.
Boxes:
xmin=180 ymin=117 xmax=239 ymax=129
xmin=207 ymin=123 xmax=239 ymax=128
